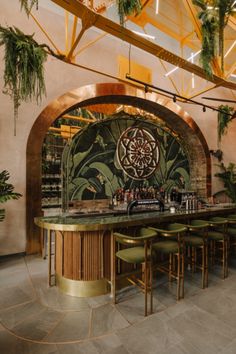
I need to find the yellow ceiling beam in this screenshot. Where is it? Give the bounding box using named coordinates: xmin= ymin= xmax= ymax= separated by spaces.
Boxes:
xmin=30 ymin=12 xmax=62 ymax=55
xmin=131 ymin=11 xmax=198 ymax=51
xmin=62 ymin=114 xmax=96 ymax=123
xmin=51 ymin=0 xmax=236 ymax=89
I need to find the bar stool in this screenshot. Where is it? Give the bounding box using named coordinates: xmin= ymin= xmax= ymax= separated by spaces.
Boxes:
xmin=112 ymin=227 xmax=157 ymax=316
xmin=225 ymin=215 xmax=236 ymax=256
xmin=184 ymin=220 xmax=209 ymax=289
xmin=208 ymin=216 xmax=228 ymax=279
xmin=149 ymin=223 xmax=187 ymax=301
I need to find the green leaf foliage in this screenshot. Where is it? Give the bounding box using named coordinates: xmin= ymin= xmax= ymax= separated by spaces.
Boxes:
xmin=217 ymin=104 xmax=234 ymax=142
xmin=0 ymin=25 xmax=47 ymax=133
xmin=192 ymin=0 xmax=235 ymax=76
xmin=0 ymin=25 xmax=63 ymax=135
xmin=215 ymin=162 xmax=236 ymax=202
xmin=19 ymin=0 xmax=38 ymax=16
xmin=0 ymin=170 xmax=22 ymax=222
xmin=117 ymin=0 xmax=142 ymax=26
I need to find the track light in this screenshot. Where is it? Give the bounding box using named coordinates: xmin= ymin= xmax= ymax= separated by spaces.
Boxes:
xmin=173 ymin=95 xmax=176 ymax=102
xmin=203 ymin=106 xmax=206 ymax=112
xmin=145 ymin=85 xmax=148 ymax=93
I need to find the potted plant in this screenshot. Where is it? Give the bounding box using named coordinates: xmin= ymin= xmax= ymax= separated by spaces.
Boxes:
xmin=0 ymin=170 xmax=22 ymax=222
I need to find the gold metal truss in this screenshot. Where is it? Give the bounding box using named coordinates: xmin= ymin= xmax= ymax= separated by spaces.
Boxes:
xmin=51 ymin=0 xmax=236 ymax=90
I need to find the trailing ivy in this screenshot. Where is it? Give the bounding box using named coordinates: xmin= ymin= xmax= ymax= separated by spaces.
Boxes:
xmin=192 ymin=0 xmax=235 ymax=77
xmin=19 ymin=0 xmax=38 ymax=16
xmin=0 ymin=25 xmax=63 ymax=135
xmin=193 ymin=0 xmax=219 ymax=78
xmin=117 ymin=0 xmax=142 ymax=26
xmin=218 ymin=0 xmax=234 ymax=71
xmin=217 ymin=104 xmax=234 ymax=142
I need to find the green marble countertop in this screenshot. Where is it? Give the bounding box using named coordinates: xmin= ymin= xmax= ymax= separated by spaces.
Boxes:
xmin=34 ymin=205 xmax=236 ymax=232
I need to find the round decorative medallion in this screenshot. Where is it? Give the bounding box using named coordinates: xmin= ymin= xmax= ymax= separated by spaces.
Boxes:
xmin=116 ymin=127 xmax=159 ymax=180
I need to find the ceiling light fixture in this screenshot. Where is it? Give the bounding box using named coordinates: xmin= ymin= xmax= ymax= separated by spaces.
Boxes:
xmin=126 ymin=74 xmax=234 ymax=118
xmin=164 ymin=50 xmax=201 ymax=77
xmin=224 ymin=40 xmax=236 ymax=58
xmin=132 ymin=30 xmax=155 ymax=40
xmin=155 ymin=0 xmax=159 ymax=14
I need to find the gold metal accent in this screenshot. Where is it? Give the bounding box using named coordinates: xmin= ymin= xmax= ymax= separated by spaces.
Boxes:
xmin=28 ymin=82 xmax=212 ymax=253
xmin=56 ymin=274 xmax=110 ymax=297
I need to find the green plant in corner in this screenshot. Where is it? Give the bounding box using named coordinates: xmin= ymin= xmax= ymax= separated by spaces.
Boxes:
xmin=217 ymin=104 xmax=234 ymax=142
xmin=0 ymin=170 xmax=22 ymax=222
xmin=117 ymin=0 xmax=142 ymax=26
xmin=215 ymin=162 xmax=236 ymax=203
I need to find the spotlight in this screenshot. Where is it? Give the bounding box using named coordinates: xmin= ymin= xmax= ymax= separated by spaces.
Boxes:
xmin=173 ymin=95 xmax=176 ymax=102
xmin=203 ymin=106 xmax=206 ymax=112
xmin=144 ymin=85 xmax=148 ymax=93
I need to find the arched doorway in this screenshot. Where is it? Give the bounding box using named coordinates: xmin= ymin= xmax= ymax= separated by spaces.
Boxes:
xmin=26 ymin=83 xmax=211 ymax=254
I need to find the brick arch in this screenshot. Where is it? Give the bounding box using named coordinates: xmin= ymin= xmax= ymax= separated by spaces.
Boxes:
xmin=26 ymin=82 xmax=211 ymax=253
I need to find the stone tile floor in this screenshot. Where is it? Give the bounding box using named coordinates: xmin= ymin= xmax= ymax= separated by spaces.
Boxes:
xmin=0 ymin=254 xmax=236 ymax=353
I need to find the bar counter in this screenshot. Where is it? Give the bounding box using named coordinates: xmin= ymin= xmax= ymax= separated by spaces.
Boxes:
xmin=35 ymin=204 xmax=236 ymax=298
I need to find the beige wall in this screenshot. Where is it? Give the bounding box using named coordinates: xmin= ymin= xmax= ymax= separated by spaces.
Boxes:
xmin=0 ymin=0 xmax=236 ymax=255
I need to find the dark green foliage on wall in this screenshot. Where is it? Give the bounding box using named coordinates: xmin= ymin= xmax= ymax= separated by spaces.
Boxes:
xmin=215 ymin=162 xmax=236 ymax=202
xmin=0 ymin=170 xmax=22 ymax=222
xmin=63 ymin=113 xmax=190 ymax=201
xmin=217 ymin=104 xmax=234 ymax=142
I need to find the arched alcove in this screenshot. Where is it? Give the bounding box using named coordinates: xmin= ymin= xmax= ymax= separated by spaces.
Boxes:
xmin=26 ymin=83 xmax=211 ymax=254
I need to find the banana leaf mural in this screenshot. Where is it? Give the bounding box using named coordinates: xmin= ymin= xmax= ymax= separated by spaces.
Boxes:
xmin=62 ymin=112 xmax=190 ymax=202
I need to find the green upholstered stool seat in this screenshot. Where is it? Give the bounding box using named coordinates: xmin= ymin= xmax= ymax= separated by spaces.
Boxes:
xmin=153 ymin=240 xmax=178 ymax=253
xmin=227 ymin=227 xmax=236 ymax=237
xmin=185 ymin=235 xmax=203 ymax=246
xmin=188 ymin=220 xmax=209 ymax=229
xmin=208 ymin=230 xmax=224 ymax=240
xmin=116 ymin=246 xmax=149 ymax=264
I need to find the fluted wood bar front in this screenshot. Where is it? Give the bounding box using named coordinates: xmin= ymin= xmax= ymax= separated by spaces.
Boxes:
xmin=34 ymin=205 xmax=236 ymax=297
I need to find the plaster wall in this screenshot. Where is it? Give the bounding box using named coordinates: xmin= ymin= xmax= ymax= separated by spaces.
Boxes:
xmin=0 ymin=0 xmax=235 ymax=255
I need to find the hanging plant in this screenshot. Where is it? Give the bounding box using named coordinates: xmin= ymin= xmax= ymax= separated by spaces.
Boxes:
xmin=19 ymin=0 xmax=38 ymax=16
xmin=218 ymin=0 xmax=235 ymax=71
xmin=192 ymin=0 xmax=218 ymax=78
xmin=217 ymin=104 xmax=234 ymax=142
xmin=117 ymin=0 xmax=142 ymax=26
xmin=0 ymin=25 xmax=63 ymax=135
xmin=193 ymin=0 xmax=235 ymax=77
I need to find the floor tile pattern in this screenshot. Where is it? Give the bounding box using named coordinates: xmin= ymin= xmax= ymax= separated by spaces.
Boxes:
xmin=0 ymin=254 xmax=236 ymax=353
